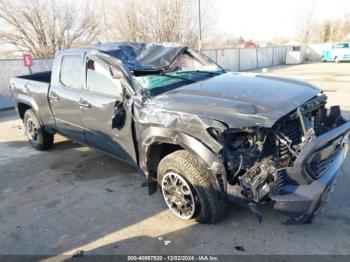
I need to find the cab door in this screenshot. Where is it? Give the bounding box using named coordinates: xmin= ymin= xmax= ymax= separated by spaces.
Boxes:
xmin=79 ymin=55 xmax=137 ymax=164
xmin=49 ymin=53 xmax=85 ymax=143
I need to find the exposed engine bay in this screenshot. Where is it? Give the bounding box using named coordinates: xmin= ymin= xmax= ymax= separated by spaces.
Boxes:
xmin=218 ymin=94 xmax=346 ymax=205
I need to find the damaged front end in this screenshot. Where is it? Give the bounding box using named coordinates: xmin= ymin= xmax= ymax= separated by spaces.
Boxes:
xmin=217 ymin=94 xmax=350 ymax=223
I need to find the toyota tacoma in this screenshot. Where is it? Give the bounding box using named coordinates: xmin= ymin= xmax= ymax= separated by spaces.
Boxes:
xmin=10 ymin=42 xmax=350 ymax=223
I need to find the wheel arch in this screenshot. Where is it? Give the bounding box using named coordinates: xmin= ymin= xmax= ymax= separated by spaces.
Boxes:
xmin=140 ymin=126 xmax=227 ymax=193
xmin=16 ymin=98 xmax=53 ymax=134
xmin=17 ymin=102 xmax=32 ymax=119
xmin=16 ymin=96 xmax=40 ymax=121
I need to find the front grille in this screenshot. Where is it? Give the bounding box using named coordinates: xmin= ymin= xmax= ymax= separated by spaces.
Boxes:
xmin=308 ymin=146 xmax=341 ymax=179
xmin=313 ymin=108 xmax=326 ymax=136
xmin=299 ymin=95 xmax=327 ymax=115
xmin=276 ymin=95 xmax=330 ymax=175
xmin=271 ymin=169 xmax=288 ymax=195
xmin=278 ymin=120 xmax=302 ymax=160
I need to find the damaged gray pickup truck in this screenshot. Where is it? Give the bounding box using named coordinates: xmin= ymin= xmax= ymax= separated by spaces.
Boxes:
xmin=10 ymin=42 xmax=350 ymax=224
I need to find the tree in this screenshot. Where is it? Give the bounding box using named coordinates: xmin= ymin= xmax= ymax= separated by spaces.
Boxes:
xmin=0 ymin=0 xmax=100 ymax=58
xmin=321 ymin=22 xmax=332 ymax=43
xmin=295 ymin=4 xmax=316 ymax=44
xmin=101 ymin=0 xmax=217 ymax=48
xmin=316 ymin=14 xmax=350 ymax=43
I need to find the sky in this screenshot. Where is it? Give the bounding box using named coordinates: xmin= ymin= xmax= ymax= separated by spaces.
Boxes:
xmin=215 ymin=0 xmax=350 ymax=40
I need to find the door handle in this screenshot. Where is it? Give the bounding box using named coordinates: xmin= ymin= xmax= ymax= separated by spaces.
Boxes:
xmin=50 ymin=93 xmax=60 ymax=101
xmin=78 ymin=99 xmax=91 ymax=109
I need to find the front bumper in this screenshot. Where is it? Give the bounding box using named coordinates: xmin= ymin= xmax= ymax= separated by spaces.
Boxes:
xmin=272 ymin=121 xmax=350 ymax=222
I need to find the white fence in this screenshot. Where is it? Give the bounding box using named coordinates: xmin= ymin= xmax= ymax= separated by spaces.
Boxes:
xmin=0 ymin=58 xmax=53 ymax=109
xmin=203 ymin=46 xmax=293 ymax=71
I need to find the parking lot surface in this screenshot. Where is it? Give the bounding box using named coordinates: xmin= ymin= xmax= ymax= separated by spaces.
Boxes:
xmin=0 ymin=62 xmax=350 ymax=256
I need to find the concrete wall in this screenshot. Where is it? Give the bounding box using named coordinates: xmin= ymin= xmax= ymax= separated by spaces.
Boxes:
xmin=0 ymin=59 xmax=53 ymax=109
xmin=203 ymin=46 xmax=293 ymax=71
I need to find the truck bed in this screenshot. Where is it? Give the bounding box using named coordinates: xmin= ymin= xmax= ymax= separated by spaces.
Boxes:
xmin=10 ymin=71 xmax=53 ymax=126
xmin=15 ymin=71 xmax=52 ymax=83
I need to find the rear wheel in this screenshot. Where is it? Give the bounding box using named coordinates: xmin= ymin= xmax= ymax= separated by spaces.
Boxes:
xmin=334 ymin=56 xmax=340 ymax=63
xmin=157 ymin=150 xmax=226 ymax=223
xmin=23 ymin=109 xmax=54 ymax=150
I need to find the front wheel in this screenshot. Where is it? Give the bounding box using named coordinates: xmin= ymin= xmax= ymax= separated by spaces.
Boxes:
xmin=334 ymin=56 xmax=340 ymax=63
xmin=23 ymin=109 xmax=54 ymax=150
xmin=157 ymin=150 xmax=226 ymax=223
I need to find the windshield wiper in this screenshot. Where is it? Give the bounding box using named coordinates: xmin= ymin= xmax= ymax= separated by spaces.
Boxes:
xmin=160 ymin=73 xmax=197 ymax=83
xmin=175 ymin=70 xmax=224 ymax=75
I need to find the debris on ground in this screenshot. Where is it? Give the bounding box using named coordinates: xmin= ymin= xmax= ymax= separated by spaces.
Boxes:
xmin=164 ymin=240 xmax=172 ymax=246
xmin=234 ymin=246 xmax=245 ymax=252
xmin=105 ymin=188 xmax=114 ymax=193
xmin=158 ymin=236 xmax=172 ymax=246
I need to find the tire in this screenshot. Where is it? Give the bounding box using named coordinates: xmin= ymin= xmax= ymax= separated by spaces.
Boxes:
xmin=334 ymin=56 xmax=340 ymax=63
xmin=157 ymin=150 xmax=226 ymax=223
xmin=23 ymin=109 xmax=54 ymax=150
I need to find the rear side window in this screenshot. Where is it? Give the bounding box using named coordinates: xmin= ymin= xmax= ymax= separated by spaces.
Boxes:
xmin=60 ymin=55 xmax=82 ymax=89
xmin=86 ymin=59 xmax=122 ymax=97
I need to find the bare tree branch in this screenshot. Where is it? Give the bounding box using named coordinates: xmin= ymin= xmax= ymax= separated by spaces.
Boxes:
xmin=103 ymin=0 xmax=217 ymax=48
xmin=0 ymin=0 xmax=100 ymax=57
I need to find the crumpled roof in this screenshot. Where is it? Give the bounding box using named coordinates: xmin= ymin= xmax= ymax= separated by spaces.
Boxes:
xmin=89 ymin=42 xmax=186 ymax=72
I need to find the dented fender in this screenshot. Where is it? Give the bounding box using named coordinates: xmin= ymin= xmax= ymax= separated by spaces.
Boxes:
xmin=139 ymin=126 xmax=227 ymax=192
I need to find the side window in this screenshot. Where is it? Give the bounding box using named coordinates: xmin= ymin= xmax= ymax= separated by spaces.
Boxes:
xmin=86 ymin=59 xmax=122 ymax=97
xmin=60 ymin=55 xmax=83 ymax=89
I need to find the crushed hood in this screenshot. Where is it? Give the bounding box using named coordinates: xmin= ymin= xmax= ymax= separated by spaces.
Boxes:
xmin=147 ymin=72 xmax=321 ymax=128
xmin=87 ymin=42 xmax=185 ymax=72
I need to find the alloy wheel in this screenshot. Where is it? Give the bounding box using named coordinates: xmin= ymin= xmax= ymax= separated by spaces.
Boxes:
xmin=161 ymin=172 xmax=196 ymax=219
xmin=26 ymin=117 xmax=39 ymax=142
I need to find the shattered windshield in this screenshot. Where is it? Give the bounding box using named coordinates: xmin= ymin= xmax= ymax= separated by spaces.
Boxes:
xmin=134 ymin=49 xmax=224 ymax=96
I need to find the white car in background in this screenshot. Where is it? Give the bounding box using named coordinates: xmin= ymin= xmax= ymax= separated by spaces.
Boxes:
xmin=322 ymin=42 xmax=350 ymax=63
